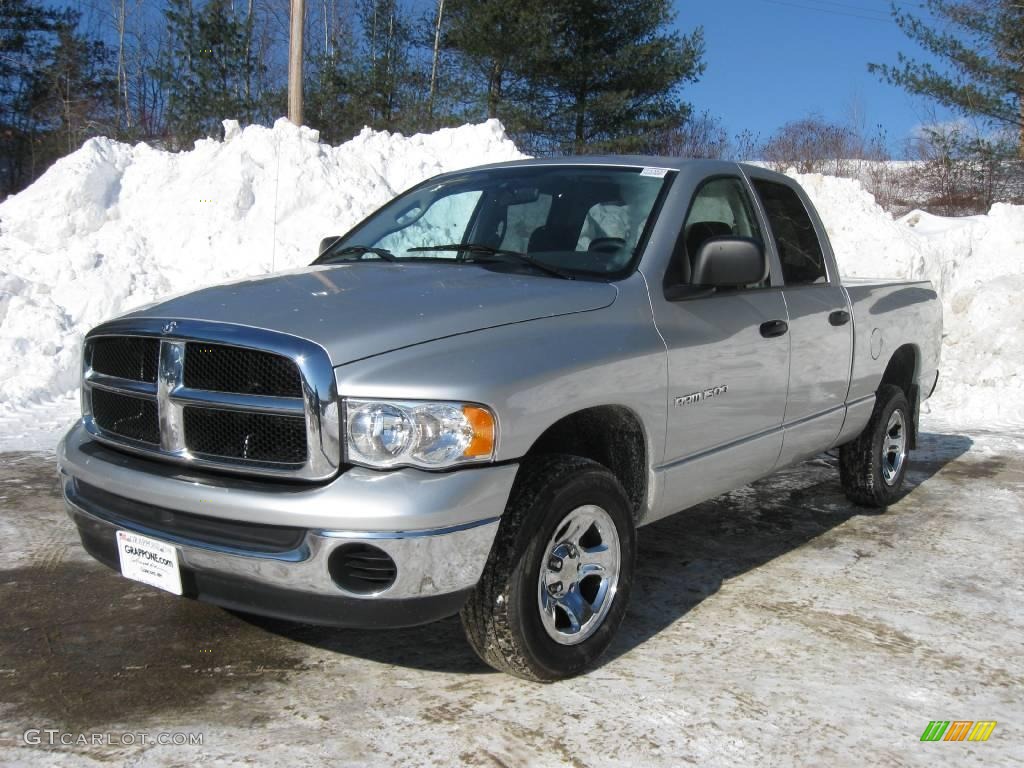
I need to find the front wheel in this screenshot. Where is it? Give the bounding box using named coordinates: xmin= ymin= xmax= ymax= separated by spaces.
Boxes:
xmin=461 ymin=455 xmax=636 ymax=681
xmin=839 ymin=384 xmax=911 ymax=507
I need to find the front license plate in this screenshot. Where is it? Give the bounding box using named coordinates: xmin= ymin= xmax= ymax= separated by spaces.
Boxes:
xmin=116 ymin=530 xmax=183 ymax=595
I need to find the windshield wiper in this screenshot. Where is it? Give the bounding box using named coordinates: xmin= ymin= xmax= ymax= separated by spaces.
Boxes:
xmin=317 ymin=244 xmax=397 ymax=263
xmin=407 ymin=243 xmax=574 ymax=280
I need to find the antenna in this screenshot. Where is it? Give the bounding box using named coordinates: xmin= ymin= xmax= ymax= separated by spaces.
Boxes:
xmin=271 ymin=132 xmax=282 ymax=273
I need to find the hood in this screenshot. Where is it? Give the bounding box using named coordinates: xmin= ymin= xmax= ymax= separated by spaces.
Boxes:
xmin=123 ymin=262 xmax=617 ymax=365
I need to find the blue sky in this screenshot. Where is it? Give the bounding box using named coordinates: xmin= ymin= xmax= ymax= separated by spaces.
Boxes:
xmin=57 ymin=0 xmax=957 ymax=155
xmin=674 ymin=0 xmax=955 ymax=152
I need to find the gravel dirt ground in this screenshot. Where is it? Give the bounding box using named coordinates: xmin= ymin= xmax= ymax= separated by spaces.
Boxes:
xmin=0 ymin=422 xmax=1021 ymax=767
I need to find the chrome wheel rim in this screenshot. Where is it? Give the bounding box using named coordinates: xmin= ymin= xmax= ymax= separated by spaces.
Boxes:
xmin=537 ymin=504 xmax=621 ymax=646
xmin=882 ymin=410 xmax=907 ymax=485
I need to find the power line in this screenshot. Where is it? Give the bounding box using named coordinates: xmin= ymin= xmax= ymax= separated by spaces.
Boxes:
xmin=799 ymin=0 xmax=896 ymax=15
xmin=753 ymin=0 xmax=898 ymax=22
xmin=773 ymin=0 xmax=935 ymax=12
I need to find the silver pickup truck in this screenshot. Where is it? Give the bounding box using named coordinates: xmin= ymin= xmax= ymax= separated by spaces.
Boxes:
xmin=58 ymin=158 xmax=941 ymax=680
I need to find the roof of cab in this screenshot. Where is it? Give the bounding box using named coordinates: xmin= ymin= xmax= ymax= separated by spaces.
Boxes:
xmin=434 ymin=155 xmax=792 ymax=184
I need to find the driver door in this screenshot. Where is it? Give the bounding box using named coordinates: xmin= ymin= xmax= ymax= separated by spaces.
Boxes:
xmin=650 ymin=176 xmax=790 ymax=518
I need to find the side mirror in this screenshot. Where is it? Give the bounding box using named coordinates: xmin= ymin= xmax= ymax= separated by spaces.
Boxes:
xmin=319 ymin=235 xmax=342 ymax=257
xmin=691 ymin=237 xmax=767 ymax=288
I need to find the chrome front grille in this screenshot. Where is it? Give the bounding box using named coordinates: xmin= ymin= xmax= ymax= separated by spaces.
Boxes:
xmin=183 ymin=406 xmax=307 ymax=463
xmin=90 ymin=388 xmax=160 ymax=444
xmin=91 ymin=337 xmax=160 ymax=382
xmin=183 ymin=342 xmax=303 ymax=398
xmin=81 ymin=319 xmax=341 ymax=481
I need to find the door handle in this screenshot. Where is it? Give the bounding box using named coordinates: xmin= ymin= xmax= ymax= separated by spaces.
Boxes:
xmin=829 ymin=310 xmax=851 ymax=326
xmin=759 ymin=320 xmax=789 ymax=338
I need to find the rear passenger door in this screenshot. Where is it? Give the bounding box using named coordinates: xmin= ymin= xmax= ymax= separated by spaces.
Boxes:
xmin=747 ymin=173 xmax=853 ymax=467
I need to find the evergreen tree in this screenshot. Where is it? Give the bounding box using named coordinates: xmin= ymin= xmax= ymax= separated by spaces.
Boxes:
xmin=194 ymin=0 xmax=253 ymax=124
xmin=306 ymin=27 xmax=364 ymax=144
xmin=869 ymin=0 xmax=1024 ymax=154
xmin=154 ymin=0 xmax=261 ymax=147
xmin=154 ymin=0 xmax=199 ymax=144
xmin=306 ymin=0 xmax=438 ymax=138
xmin=30 ymin=21 xmax=117 ymax=155
xmin=442 ymin=0 xmax=552 ymax=134
xmin=540 ymin=0 xmax=704 ymax=154
xmin=356 ymin=0 xmax=417 ymax=130
xmin=443 ymin=0 xmax=704 ymax=154
xmin=1 ymin=0 xmax=114 ymax=196
xmin=409 ymin=0 xmax=475 ymax=130
xmin=1 ymin=0 xmax=60 ymax=194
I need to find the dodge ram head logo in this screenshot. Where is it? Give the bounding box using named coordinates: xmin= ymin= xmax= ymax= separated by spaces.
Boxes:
xmin=674 ymin=385 xmax=728 ymax=406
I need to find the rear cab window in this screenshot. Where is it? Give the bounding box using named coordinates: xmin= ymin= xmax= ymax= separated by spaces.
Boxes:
xmin=751 ymin=179 xmax=827 ymax=285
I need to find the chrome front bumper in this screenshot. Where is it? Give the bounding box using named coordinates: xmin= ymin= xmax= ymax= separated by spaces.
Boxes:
xmin=58 ymin=421 xmax=517 ymax=624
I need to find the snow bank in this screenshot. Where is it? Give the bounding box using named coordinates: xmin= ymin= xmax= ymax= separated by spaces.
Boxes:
xmin=0 ymin=118 xmax=523 ymax=446
xmin=0 ymin=124 xmax=1020 ymax=449
xmin=792 ymin=172 xmax=1024 ymax=429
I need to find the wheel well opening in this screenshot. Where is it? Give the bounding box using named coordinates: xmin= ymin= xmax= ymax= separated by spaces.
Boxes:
xmin=880 ymin=344 xmax=918 ymax=400
xmin=880 ymin=344 xmax=919 ymax=448
xmin=526 ymin=406 xmax=647 ymax=521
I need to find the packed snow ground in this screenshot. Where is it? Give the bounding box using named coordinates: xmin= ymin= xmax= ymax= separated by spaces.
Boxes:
xmin=0 ymin=120 xmax=1021 ymax=449
xmin=3 ymin=431 xmax=1023 ymax=766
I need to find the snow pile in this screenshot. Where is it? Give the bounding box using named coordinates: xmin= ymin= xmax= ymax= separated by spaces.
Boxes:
xmin=0 ymin=124 xmax=1021 ymax=450
xmin=793 ymin=172 xmax=1024 ymax=429
xmin=0 ymin=118 xmax=524 ymax=443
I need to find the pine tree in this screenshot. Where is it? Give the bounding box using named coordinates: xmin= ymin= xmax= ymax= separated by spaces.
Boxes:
xmin=30 ymin=20 xmax=117 ymax=155
xmin=154 ymin=0 xmax=199 ymax=145
xmin=442 ymin=0 xmax=552 ymax=132
xmin=356 ymin=0 xmax=415 ymax=130
xmin=541 ymin=0 xmax=704 ymax=154
xmin=1 ymin=0 xmax=113 ymax=196
xmin=306 ymin=0 xmax=439 ymax=138
xmin=306 ymin=27 xmax=364 ymax=143
xmin=154 ymin=0 xmax=261 ymax=147
xmin=443 ymin=0 xmax=704 ymax=154
xmin=869 ymin=0 xmax=1024 ymax=154
xmin=196 ymin=0 xmax=254 ymax=124
xmin=1 ymin=0 xmax=60 ymax=194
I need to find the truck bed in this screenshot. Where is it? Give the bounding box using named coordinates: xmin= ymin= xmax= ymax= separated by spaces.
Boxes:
xmin=843 ymin=278 xmax=942 ymax=406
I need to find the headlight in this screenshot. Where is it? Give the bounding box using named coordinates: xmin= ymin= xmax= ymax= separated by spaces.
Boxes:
xmin=344 ymin=399 xmax=497 ymax=469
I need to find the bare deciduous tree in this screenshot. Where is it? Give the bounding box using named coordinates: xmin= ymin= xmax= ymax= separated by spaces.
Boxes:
xmin=761 ymin=116 xmax=874 ymax=176
xmin=646 ymin=110 xmax=729 ymax=159
xmin=906 ymin=119 xmax=1023 ymax=215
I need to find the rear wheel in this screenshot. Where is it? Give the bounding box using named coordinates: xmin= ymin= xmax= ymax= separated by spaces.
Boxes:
xmin=839 ymin=384 xmax=911 ymax=507
xmin=461 ymin=455 xmax=636 ymax=681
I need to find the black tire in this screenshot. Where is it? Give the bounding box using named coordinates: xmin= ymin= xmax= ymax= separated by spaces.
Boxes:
xmin=839 ymin=384 xmax=911 ymax=507
xmin=460 ymin=454 xmax=636 ymax=682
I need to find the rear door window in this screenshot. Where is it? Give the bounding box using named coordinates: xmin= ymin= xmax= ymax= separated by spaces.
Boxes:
xmin=752 ymin=180 xmax=827 ymax=285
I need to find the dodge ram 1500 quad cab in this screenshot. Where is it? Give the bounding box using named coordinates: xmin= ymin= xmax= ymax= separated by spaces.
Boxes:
xmin=59 ymin=158 xmax=942 ymax=680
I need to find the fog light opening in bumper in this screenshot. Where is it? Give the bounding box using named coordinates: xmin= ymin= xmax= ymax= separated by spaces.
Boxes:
xmin=327 ymin=543 xmax=398 ymax=595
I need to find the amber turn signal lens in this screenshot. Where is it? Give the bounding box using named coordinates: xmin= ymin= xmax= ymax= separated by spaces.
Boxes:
xmin=462 ymin=405 xmax=495 ymax=457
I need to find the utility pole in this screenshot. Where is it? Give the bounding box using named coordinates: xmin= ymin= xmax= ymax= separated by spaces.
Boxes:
xmin=288 ymin=0 xmax=305 ymax=125
xmin=428 ymin=0 xmax=445 ymax=122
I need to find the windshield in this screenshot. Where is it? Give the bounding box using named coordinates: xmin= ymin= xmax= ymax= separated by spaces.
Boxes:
xmin=315 ymin=165 xmax=673 ymax=278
